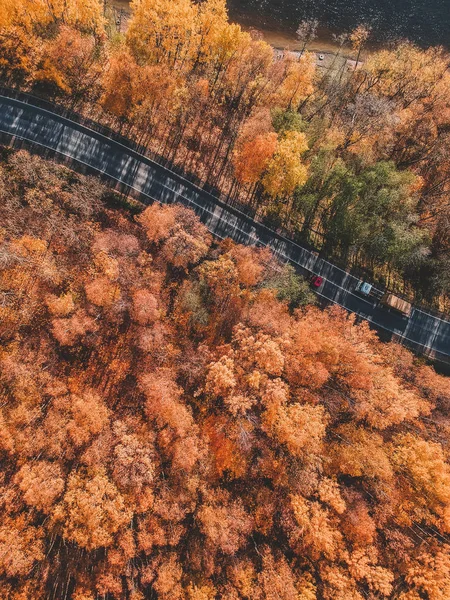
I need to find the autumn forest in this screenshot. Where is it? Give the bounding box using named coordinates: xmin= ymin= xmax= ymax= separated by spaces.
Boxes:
xmin=1 ymin=1 xmax=450 ymax=599
xmin=1 ymin=0 xmax=450 ymax=307
xmin=0 ymin=146 xmax=448 ymax=599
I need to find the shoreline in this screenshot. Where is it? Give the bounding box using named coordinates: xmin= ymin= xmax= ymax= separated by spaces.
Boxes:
xmin=237 ymin=24 xmax=363 ymax=60
xmin=227 ymin=7 xmax=383 ymax=58
xmin=109 ymin=0 xmax=372 ymax=61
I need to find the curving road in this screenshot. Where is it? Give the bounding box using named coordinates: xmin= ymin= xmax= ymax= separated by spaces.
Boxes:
xmin=0 ymin=94 xmax=449 ymax=365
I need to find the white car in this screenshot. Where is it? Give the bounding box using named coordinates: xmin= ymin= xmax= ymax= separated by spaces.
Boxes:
xmin=356 ymin=281 xmax=373 ymax=296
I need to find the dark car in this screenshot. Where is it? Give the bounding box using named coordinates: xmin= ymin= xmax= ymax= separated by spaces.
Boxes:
xmin=311 ymin=275 xmax=324 ymax=288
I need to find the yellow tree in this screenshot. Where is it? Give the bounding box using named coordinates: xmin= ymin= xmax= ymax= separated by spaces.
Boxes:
xmin=126 ymin=0 xmax=197 ymax=68
xmin=192 ymin=0 xmax=229 ymax=69
xmin=262 ymin=131 xmax=308 ymax=199
xmin=271 ymin=51 xmax=316 ymax=110
xmin=0 ymin=0 xmax=105 ymax=35
xmin=364 ymin=43 xmax=449 ymax=108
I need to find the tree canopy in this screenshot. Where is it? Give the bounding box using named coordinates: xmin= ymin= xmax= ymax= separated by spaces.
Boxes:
xmin=1 ymin=0 xmax=449 ymax=306
xmin=0 ymin=149 xmax=449 ymax=599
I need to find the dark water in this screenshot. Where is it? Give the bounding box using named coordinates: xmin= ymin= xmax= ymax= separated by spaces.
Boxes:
xmin=228 ymin=0 xmax=450 ymax=47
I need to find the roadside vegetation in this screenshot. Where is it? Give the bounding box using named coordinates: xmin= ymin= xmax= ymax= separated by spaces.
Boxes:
xmin=0 ymin=0 xmax=449 ymax=309
xmin=1 ymin=149 xmax=450 ymax=599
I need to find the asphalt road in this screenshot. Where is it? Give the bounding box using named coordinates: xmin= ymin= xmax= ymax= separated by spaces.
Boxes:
xmin=0 ymin=94 xmax=449 ymax=365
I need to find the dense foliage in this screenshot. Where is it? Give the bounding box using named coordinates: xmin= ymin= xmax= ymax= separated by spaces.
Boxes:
xmin=0 ymin=149 xmax=449 ymax=599
xmin=0 ymin=0 xmax=449 ymax=307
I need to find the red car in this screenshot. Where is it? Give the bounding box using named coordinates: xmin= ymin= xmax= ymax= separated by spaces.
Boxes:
xmin=311 ymin=275 xmax=324 ymax=288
